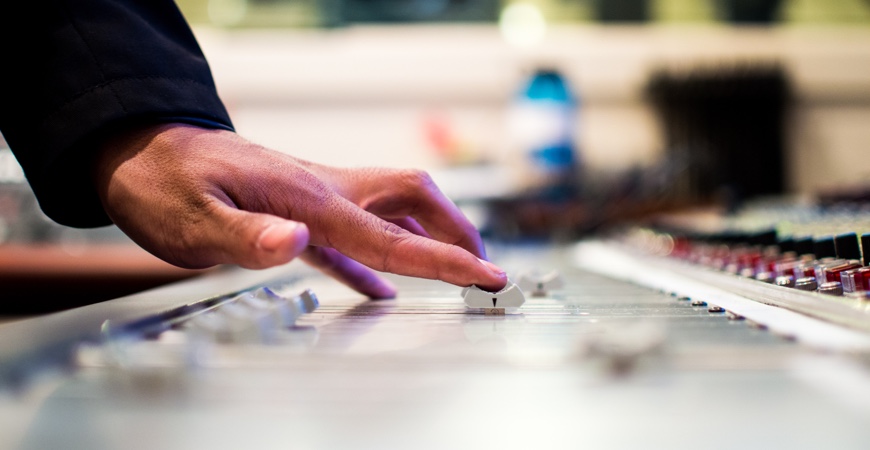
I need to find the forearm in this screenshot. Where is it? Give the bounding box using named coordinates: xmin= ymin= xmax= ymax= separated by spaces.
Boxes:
xmin=0 ymin=0 xmax=231 ymax=227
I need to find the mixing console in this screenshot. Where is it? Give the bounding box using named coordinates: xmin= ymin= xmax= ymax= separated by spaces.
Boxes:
xmin=1 ymin=237 xmax=870 ymax=449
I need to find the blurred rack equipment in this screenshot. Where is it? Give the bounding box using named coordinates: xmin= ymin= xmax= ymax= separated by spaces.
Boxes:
xmin=646 ymin=64 xmax=791 ymax=205
xmin=341 ymin=0 xmax=498 ymax=23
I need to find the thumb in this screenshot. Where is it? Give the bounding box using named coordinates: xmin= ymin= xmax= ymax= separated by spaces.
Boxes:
xmin=208 ymin=205 xmax=310 ymax=269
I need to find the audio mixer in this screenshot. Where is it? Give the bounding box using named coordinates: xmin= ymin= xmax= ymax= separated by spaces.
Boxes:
xmin=2 ymin=204 xmax=870 ymax=449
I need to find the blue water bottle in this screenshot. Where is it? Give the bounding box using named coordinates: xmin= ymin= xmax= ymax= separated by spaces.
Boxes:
xmin=507 ymin=68 xmax=579 ymax=197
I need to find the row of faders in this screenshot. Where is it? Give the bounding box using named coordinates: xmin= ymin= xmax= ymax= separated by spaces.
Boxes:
xmin=668 ymin=229 xmax=870 ymax=298
xmin=87 ymin=286 xmax=321 ymax=375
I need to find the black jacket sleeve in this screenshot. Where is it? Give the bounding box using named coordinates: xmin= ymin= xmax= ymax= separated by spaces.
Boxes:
xmin=0 ymin=0 xmax=234 ymax=227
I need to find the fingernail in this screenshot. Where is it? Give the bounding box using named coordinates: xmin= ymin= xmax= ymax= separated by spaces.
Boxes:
xmin=257 ymin=222 xmax=300 ymax=252
xmin=478 ymin=258 xmax=506 ymax=277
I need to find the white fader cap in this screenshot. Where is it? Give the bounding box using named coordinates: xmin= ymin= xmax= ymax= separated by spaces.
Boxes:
xmin=462 ymin=282 xmax=526 ymax=309
xmin=517 ymin=269 xmax=564 ymax=297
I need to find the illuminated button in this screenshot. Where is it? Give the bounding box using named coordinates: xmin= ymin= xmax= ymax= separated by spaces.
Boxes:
xmin=813 ymin=258 xmax=843 ymax=281
xmin=822 ymin=261 xmax=861 ymax=284
xmin=842 ymin=269 xmax=856 ymax=293
xmin=841 ymin=269 xmax=867 ymax=293
xmin=859 ymin=268 xmax=870 ymax=291
xmin=774 ymin=259 xmax=798 ymax=277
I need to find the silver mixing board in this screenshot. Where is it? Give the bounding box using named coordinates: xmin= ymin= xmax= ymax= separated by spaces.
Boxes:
xmin=2 ymin=241 xmax=870 ymax=449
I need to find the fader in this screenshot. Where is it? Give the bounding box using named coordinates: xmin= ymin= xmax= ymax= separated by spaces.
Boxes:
xmin=462 ymin=281 xmax=526 ymax=314
xmin=517 ymin=269 xmax=564 ymax=297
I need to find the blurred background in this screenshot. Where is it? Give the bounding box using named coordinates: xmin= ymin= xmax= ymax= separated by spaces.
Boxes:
xmin=1 ymin=0 xmax=870 ymax=311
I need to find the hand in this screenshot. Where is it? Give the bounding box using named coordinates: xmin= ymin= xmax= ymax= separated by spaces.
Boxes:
xmin=93 ymin=123 xmax=508 ymax=298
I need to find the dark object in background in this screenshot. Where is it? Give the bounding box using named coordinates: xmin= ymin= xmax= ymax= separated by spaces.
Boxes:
xmin=715 ymin=0 xmax=783 ymax=24
xmin=592 ymin=0 xmax=650 ymax=22
xmin=645 ymin=64 xmax=792 ymax=205
xmin=341 ymin=0 xmax=499 ymax=23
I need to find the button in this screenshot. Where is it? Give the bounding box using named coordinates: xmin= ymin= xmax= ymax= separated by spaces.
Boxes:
xmin=814 ymin=236 xmax=837 ymax=259
xmin=463 ymin=282 xmax=525 ymax=310
xmin=834 ymin=232 xmax=861 ymax=261
xmin=517 ymin=270 xmax=564 ymax=297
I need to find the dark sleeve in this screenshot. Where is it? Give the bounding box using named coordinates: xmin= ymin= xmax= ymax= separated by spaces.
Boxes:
xmin=0 ymin=0 xmax=234 ymax=228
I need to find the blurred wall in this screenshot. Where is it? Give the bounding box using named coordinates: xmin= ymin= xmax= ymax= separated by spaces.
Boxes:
xmin=195 ymin=24 xmax=870 ymax=196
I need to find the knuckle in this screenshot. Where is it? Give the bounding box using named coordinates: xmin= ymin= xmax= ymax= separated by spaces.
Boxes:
xmin=378 ymin=223 xmax=413 ymax=272
xmin=400 ymin=169 xmax=436 ymax=192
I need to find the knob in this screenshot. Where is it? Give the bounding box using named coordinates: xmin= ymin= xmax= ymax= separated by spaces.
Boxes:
xmin=818 ymin=281 xmax=844 ymax=296
xmin=794 ymin=276 xmax=818 ymax=291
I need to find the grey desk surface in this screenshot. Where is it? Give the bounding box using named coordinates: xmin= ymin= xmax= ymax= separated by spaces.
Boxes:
xmin=1 ymin=242 xmax=869 ymax=450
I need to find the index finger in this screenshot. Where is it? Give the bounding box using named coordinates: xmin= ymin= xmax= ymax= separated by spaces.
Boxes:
xmin=361 ymin=170 xmax=488 ymax=259
xmin=310 ymin=196 xmax=507 ymax=291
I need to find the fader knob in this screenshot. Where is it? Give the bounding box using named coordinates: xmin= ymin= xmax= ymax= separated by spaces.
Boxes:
xmin=463 ymin=282 xmax=525 ymax=312
xmin=517 ymin=270 xmax=564 ymax=297
xmin=297 ymin=289 xmax=319 ymax=313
